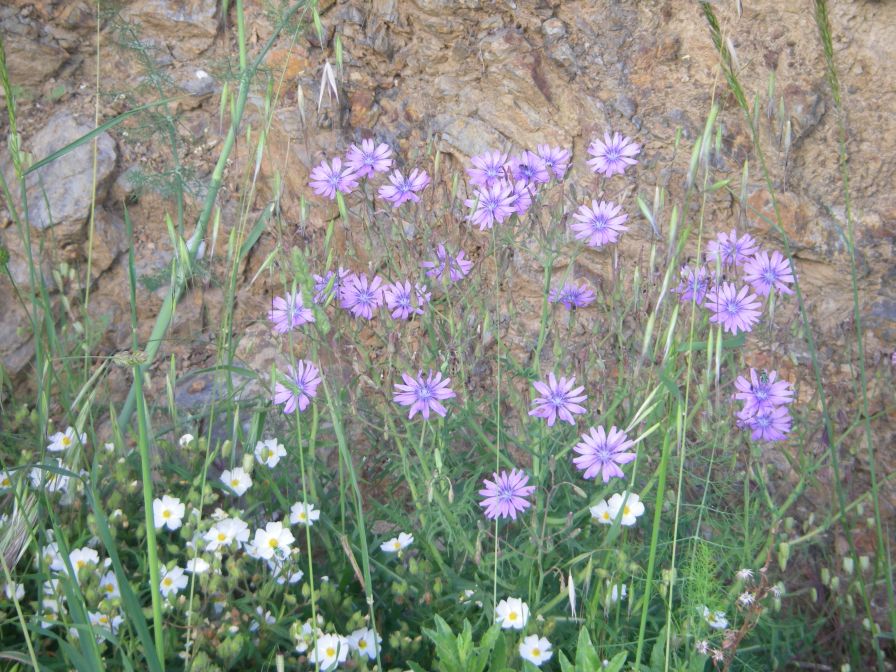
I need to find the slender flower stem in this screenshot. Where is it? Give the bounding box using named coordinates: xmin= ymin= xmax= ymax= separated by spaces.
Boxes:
xmin=135 ymin=368 xmax=165 ymax=667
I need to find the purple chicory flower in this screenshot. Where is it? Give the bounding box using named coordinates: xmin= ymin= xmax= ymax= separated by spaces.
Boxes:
xmin=479 ymin=469 xmax=536 ymax=520
xmin=385 ymin=280 xmax=430 ymax=320
xmin=733 ymin=368 xmax=794 ymax=415
xmin=273 ymin=360 xmax=322 ymax=414
xmin=313 ymin=267 xmax=351 ymax=305
xmin=421 ymin=244 xmax=474 ymax=283
xmin=705 ymin=282 xmax=762 ymax=334
xmin=743 ymin=250 xmax=795 ymax=296
xmin=706 ymin=229 xmax=759 ymax=268
xmin=528 ymin=373 xmax=588 ymax=426
xmin=339 ymin=273 xmax=385 ymax=320
xmin=587 ymin=132 xmax=640 ymax=177
xmin=465 ymin=181 xmax=516 ymax=230
xmin=345 ymin=139 xmax=393 ymax=178
xmin=393 ymin=370 xmax=456 ymax=419
xmin=673 ymin=264 xmax=711 ymax=306
xmin=378 ymin=169 xmax=430 ymax=206
xmin=509 ymin=150 xmax=550 ymax=185
xmin=572 ymin=426 xmax=637 ymax=483
xmin=508 ymin=179 xmax=534 ymax=216
xmin=548 ymin=282 xmax=596 ymax=310
xmin=739 ymin=405 xmax=792 ymax=442
xmin=571 ymin=200 xmax=629 ymax=248
xmin=536 ymin=144 xmax=571 ymax=181
xmin=466 ymin=150 xmax=509 ymax=188
xmin=268 ymin=292 xmax=315 ymax=333
xmin=309 ymin=157 xmax=359 ymax=200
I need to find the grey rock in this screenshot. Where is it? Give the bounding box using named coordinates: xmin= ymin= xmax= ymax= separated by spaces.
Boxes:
xmin=542 ymin=18 xmax=567 ymax=42
xmin=23 ymin=111 xmax=117 ymax=234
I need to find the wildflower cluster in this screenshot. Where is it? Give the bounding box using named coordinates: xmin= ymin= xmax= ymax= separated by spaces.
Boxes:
xmin=733 ymin=367 xmax=795 ymax=442
xmin=675 ymin=229 xmax=795 ymax=335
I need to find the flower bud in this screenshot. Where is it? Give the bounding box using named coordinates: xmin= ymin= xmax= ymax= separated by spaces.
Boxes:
xmin=777 ymin=542 xmax=790 ymax=571
xmin=842 ymin=557 xmax=854 ymax=575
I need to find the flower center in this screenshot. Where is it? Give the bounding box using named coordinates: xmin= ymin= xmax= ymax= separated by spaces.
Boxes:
xmin=163 ymin=577 xmax=172 ymax=587
xmin=268 ymin=538 xmax=279 ymax=548
xmin=62 ymin=436 xmax=72 ymax=446
xmin=532 ymin=647 xmax=541 ymax=656
xmin=326 ymin=647 xmax=336 ymax=657
xmin=76 ymin=560 xmax=86 ymax=569
xmin=217 ymin=532 xmax=227 ymax=542
xmin=602 ymin=511 xmax=610 ymax=520
xmin=725 ymin=300 xmax=740 ymax=315
xmin=549 ymin=391 xmax=566 ymax=408
xmin=231 ymin=479 xmax=240 ymax=488
xmin=623 ymin=506 xmax=631 ymax=515
xmin=163 ymin=510 xmax=171 ymax=518
xmin=359 ymin=640 xmax=367 ymax=649
xmin=508 ymin=612 xmax=517 ymax=621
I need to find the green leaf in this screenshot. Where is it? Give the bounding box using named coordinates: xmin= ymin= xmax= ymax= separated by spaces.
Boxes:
xmin=575 ymin=628 xmax=601 ymax=671
xmin=239 ymin=203 xmax=274 ymax=260
xmin=603 ymin=651 xmax=628 ymax=672
xmin=650 ymin=625 xmax=668 ymax=670
xmin=559 ymin=651 xmax=575 ymax=672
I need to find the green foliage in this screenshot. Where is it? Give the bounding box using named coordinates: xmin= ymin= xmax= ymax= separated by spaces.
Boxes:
xmin=420 ymin=617 xmax=504 ymax=672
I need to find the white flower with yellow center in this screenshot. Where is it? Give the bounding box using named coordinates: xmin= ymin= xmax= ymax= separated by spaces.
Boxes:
xmin=159 ymin=565 xmax=188 ymax=598
xmin=348 ymin=626 xmax=382 ymax=660
xmin=249 ymin=522 xmax=295 ymax=561
xmin=289 ymin=501 xmax=321 ymax=526
xmin=204 ymin=517 xmax=249 ymax=552
xmin=698 ymin=605 xmax=729 ymax=630
xmin=606 ymin=491 xmax=646 ymax=526
xmin=220 ymin=467 xmax=252 ymax=496
xmin=309 ymin=633 xmax=348 ymax=670
xmin=89 ymin=611 xmax=124 ymax=635
xmin=0 ymin=470 xmax=12 ymax=490
xmin=29 ymin=460 xmax=70 ymax=493
xmin=47 ymin=427 xmax=85 ymax=452
xmin=380 ymin=532 xmax=414 ymax=554
xmin=68 ymin=547 xmax=100 ymax=579
xmin=495 ymin=597 xmax=529 ymax=630
xmin=590 ymin=498 xmax=614 ymax=524
xmin=152 ymin=494 xmax=185 ymax=531
xmin=519 ymin=634 xmax=553 ymax=666
xmin=254 ymin=438 xmax=286 ymax=468
xmin=99 ymin=571 xmax=120 ymax=599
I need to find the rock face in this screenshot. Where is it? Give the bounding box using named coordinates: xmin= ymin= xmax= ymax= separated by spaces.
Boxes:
xmin=0 ymin=6 xmax=69 ymax=89
xmin=120 ymin=0 xmax=218 ymax=60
